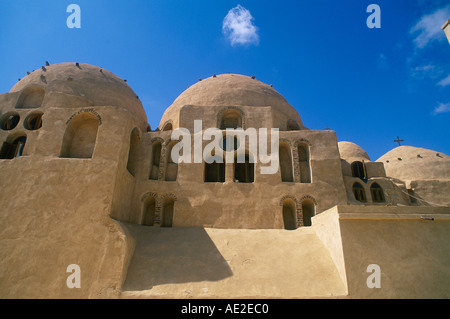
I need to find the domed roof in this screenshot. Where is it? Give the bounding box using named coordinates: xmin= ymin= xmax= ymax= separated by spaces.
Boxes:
xmin=10 ymin=62 xmax=146 ymax=121
xmin=338 ymin=141 xmax=371 ymax=163
xmin=160 ymin=74 xmax=304 ymax=129
xmin=377 ymin=146 xmax=450 ymax=181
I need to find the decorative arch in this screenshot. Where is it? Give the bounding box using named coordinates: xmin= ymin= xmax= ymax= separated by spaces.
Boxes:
xmin=16 ymin=86 xmax=45 ymax=109
xmin=161 ymin=120 xmax=173 ymax=131
xmin=217 ymin=107 xmax=245 ymax=129
xmin=60 ymin=112 xmax=100 ymax=159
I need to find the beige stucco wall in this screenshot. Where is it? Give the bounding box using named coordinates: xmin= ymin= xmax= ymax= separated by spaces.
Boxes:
xmin=335 ymin=205 xmax=450 ymax=298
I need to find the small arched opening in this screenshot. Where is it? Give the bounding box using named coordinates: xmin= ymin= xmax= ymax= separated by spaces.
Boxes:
xmin=60 ymin=112 xmax=99 ymax=159
xmin=370 ymin=182 xmax=385 ymax=203
xmin=220 ymin=108 xmax=242 ymax=129
xmin=234 ymin=153 xmax=254 ymax=183
xmin=279 ymin=142 xmax=293 ymax=182
xmin=351 ymin=161 xmax=367 ymax=181
xmin=282 ymin=198 xmax=297 ymax=230
xmin=353 ymin=182 xmax=367 ymax=202
xmin=298 ymin=143 xmax=311 ymax=183
xmin=302 ymin=198 xmax=315 ymax=227
xmin=0 ymin=134 xmax=27 ymax=159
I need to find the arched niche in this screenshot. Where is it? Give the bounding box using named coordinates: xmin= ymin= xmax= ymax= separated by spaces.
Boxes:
xmin=60 ymin=112 xmax=99 ymax=159
xmin=16 ymin=86 xmax=45 ymax=109
xmin=282 ymin=198 xmax=297 ymax=230
xmin=279 ymin=142 xmax=293 ymax=182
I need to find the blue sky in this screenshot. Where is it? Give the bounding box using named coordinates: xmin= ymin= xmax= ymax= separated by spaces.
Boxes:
xmin=0 ymin=0 xmax=449 ymax=160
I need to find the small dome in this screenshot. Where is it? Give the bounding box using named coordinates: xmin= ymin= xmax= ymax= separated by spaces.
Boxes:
xmin=338 ymin=141 xmax=371 ymax=163
xmin=10 ymin=62 xmax=146 ymax=121
xmin=377 ymin=146 xmax=450 ymax=181
xmin=160 ymin=74 xmax=304 ymax=130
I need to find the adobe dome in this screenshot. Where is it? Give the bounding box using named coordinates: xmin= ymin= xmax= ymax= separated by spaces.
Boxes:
xmin=10 ymin=62 xmax=147 ymax=121
xmin=338 ymin=141 xmax=371 ymax=163
xmin=377 ymin=146 xmax=450 ymax=181
xmin=160 ymin=74 xmax=304 ymax=130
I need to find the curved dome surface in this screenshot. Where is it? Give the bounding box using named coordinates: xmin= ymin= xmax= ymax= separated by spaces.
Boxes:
xmin=10 ymin=62 xmax=146 ymax=121
xmin=338 ymin=141 xmax=371 ymax=163
xmin=160 ymin=74 xmax=304 ymax=129
xmin=377 ymin=146 xmax=449 ymax=181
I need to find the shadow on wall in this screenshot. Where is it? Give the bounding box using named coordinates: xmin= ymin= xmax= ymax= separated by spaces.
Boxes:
xmin=121 ymin=224 xmax=233 ymax=291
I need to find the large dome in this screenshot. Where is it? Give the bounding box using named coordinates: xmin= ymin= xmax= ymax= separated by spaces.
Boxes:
xmin=377 ymin=146 xmax=450 ymax=181
xmin=160 ymin=74 xmax=304 ymax=130
xmin=10 ymin=62 xmax=147 ymax=121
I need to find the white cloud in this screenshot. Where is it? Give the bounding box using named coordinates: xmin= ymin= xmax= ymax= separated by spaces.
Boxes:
xmin=437 ymin=74 xmax=450 ymax=87
xmin=433 ymin=102 xmax=450 ymax=115
xmin=222 ymin=5 xmax=259 ymax=46
xmin=410 ymin=6 xmax=450 ymax=48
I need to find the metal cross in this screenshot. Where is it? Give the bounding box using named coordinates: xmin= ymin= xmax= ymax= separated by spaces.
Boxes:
xmin=394 ymin=136 xmax=404 ymax=146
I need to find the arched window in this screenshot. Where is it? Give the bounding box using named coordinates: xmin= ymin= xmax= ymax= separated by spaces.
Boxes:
xmin=126 ymin=128 xmax=140 ymax=176
xmin=60 ymin=112 xmax=99 ymax=159
xmin=352 ymin=182 xmax=367 ymax=202
xmin=220 ymin=108 xmax=242 ymax=129
xmin=279 ymin=142 xmax=293 ymax=182
xmin=0 ymin=112 xmax=20 ymax=130
xmin=149 ymin=141 xmax=162 ymax=180
xmin=370 ymin=183 xmax=385 ymax=203
xmin=161 ymin=197 xmax=175 ymax=227
xmin=165 ymin=140 xmax=178 ymax=181
xmin=205 ymin=155 xmax=225 ymax=183
xmin=142 ymin=196 xmax=156 ymax=226
xmin=298 ymin=143 xmax=311 ymax=183
xmin=0 ymin=135 xmax=27 ymax=159
xmin=234 ymin=154 xmax=254 ymax=183
xmin=24 ymin=113 xmax=43 ymax=130
xmin=351 ymin=161 xmax=367 ymax=181
xmin=16 ymin=86 xmax=45 ymax=109
xmin=282 ymin=198 xmax=297 ymax=230
xmin=302 ymin=199 xmax=315 ymax=227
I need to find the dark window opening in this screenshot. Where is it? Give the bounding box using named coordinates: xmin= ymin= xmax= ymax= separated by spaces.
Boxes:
xmin=351 ymin=161 xmax=367 ymax=181
xmin=352 ymin=182 xmax=367 ymax=202
xmin=234 ymin=155 xmax=254 ymax=183
xmin=0 ymin=135 xmax=27 ymax=159
xmin=370 ymin=183 xmax=385 ymax=203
